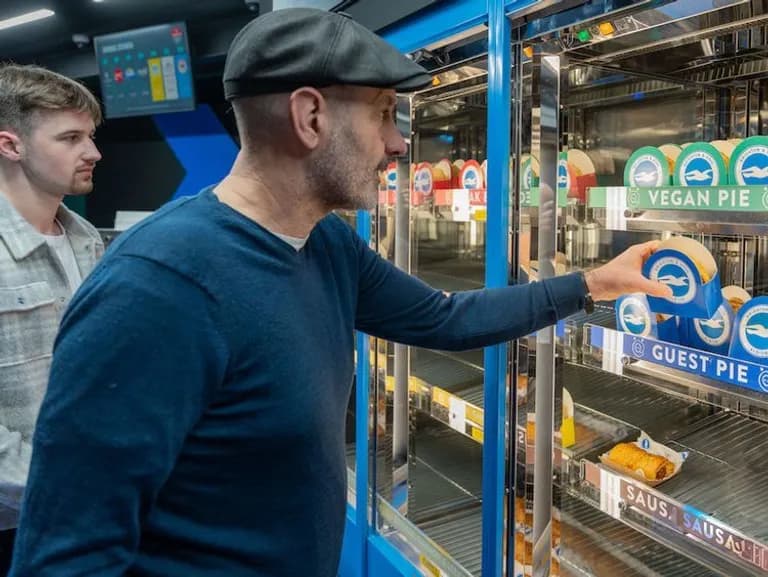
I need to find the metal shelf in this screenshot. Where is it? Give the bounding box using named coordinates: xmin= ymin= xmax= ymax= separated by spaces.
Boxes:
xmin=663 ymin=413 xmax=768 ymax=543
xmin=459 ymin=384 xmax=484 ymax=409
xmin=562 ymin=363 xmax=715 ymax=447
xmin=418 ymin=506 xmax=483 ymax=577
xmin=568 ymin=379 xmax=768 ymax=574
xmin=411 ymin=348 xmax=484 ymax=395
xmin=376 ymin=423 xmax=483 ymax=577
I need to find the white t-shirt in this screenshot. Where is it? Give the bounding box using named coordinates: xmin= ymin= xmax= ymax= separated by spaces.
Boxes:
xmin=43 ymin=221 xmax=83 ymax=292
xmin=274 ymin=231 xmax=308 ymax=251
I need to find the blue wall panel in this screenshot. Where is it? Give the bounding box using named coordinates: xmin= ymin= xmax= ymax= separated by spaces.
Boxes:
xmin=152 ymin=104 xmax=238 ymax=200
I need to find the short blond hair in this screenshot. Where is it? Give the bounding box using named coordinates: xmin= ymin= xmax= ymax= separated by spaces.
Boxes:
xmin=0 ymin=63 xmax=102 ymax=134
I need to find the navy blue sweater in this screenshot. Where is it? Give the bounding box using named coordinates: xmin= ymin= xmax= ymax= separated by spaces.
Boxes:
xmin=10 ymin=190 xmax=586 ymax=577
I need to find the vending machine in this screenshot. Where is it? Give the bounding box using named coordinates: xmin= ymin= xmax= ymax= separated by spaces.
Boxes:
xmin=514 ymin=0 xmax=768 ymax=575
xmin=346 ymin=1 xmax=768 ymax=576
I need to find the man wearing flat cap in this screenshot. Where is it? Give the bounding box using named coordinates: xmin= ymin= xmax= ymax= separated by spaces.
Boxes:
xmin=9 ymin=8 xmax=669 ymax=577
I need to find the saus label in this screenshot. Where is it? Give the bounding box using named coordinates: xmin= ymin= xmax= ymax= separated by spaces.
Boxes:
xmin=620 ymin=480 xmax=680 ymax=525
xmin=619 ymin=480 xmax=768 ymax=571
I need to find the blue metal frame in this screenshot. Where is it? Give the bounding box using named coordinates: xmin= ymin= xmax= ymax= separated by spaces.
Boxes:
xmin=339 ymin=505 xmax=364 ymax=576
xmin=354 ymin=211 xmax=373 ymax=577
xmin=367 ymin=535 xmax=421 ymax=577
xmin=348 ymin=2 xmax=550 ymax=576
xmin=381 ymin=0 xmax=487 ymax=54
xmin=482 ymin=2 xmax=511 ymax=577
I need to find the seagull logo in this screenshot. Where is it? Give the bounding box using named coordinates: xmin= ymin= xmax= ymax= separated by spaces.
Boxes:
xmin=623 ymin=313 xmax=646 ymax=327
xmin=746 ymin=323 xmax=768 ymax=338
xmin=699 ymin=318 xmax=724 ymax=330
xmin=741 ymin=166 xmax=768 ymax=179
xmin=685 ymin=168 xmax=713 ymax=182
xmin=633 ymin=171 xmax=658 ymax=184
xmin=658 ymin=274 xmax=689 ymax=287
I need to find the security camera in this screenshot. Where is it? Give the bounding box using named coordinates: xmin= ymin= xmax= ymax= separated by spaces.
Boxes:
xmin=72 ymin=34 xmax=90 ymax=49
xmin=244 ymin=0 xmax=260 ymax=14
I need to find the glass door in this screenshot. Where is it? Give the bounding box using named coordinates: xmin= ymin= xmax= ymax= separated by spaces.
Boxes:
xmin=371 ymin=34 xmax=492 ymax=577
xmin=510 ymin=0 xmax=768 ymax=576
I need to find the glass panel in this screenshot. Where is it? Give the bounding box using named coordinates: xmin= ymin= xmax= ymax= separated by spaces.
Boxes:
xmin=372 ymin=53 xmax=489 ymax=577
xmin=510 ymin=0 xmax=768 ymax=575
xmin=406 ymin=59 xmax=488 ymax=577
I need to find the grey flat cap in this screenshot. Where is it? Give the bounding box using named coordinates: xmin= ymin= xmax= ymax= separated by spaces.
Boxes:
xmin=223 ymin=8 xmax=432 ymax=100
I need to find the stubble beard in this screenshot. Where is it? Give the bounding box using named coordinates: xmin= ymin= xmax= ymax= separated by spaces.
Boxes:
xmin=68 ymin=175 xmax=95 ymax=196
xmin=310 ymin=123 xmax=387 ymax=212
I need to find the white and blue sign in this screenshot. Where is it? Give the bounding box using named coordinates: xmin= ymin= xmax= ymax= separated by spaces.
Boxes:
xmin=733 ymin=144 xmax=768 ymax=185
xmin=679 ymin=152 xmax=719 ymax=186
xmin=592 ymin=326 xmax=768 ymax=394
xmin=732 ymin=298 xmax=768 ymax=362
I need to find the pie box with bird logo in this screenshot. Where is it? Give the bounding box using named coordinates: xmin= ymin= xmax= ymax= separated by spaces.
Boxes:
xmin=458 ymin=159 xmax=484 ymax=190
xmin=624 ymin=146 xmax=672 ymax=187
xmin=616 ymin=293 xmax=680 ymax=344
xmin=679 ymin=286 xmax=750 ymax=356
xmin=729 ymin=295 xmax=768 ymax=365
xmin=729 ymin=135 xmax=768 ymax=186
xmin=642 ymin=236 xmax=723 ymax=319
xmin=412 ymin=162 xmax=435 ymax=206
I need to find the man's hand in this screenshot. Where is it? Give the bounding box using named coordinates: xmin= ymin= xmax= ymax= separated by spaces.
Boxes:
xmin=584 ymin=240 xmax=673 ymax=302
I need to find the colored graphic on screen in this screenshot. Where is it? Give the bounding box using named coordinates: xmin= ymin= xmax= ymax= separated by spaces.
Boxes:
xmin=94 ymin=22 xmax=195 ymax=119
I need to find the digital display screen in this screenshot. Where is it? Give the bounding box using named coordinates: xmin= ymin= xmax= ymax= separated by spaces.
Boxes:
xmin=94 ymin=22 xmax=195 ymax=119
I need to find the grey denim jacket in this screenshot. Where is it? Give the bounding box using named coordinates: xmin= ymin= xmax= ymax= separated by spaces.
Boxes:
xmin=0 ymin=191 xmax=103 ymax=528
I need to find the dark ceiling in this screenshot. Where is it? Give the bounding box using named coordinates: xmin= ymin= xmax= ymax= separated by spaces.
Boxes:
xmin=0 ymin=0 xmax=442 ymax=78
xmin=0 ymin=0 xmax=259 ymax=67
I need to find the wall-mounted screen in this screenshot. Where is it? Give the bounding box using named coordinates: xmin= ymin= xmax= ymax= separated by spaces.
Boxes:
xmin=94 ymin=22 xmax=195 ymax=119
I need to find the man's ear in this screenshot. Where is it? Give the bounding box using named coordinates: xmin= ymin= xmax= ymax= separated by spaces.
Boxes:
xmin=0 ymin=130 xmax=24 ymax=162
xmin=288 ymin=87 xmax=328 ymax=152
